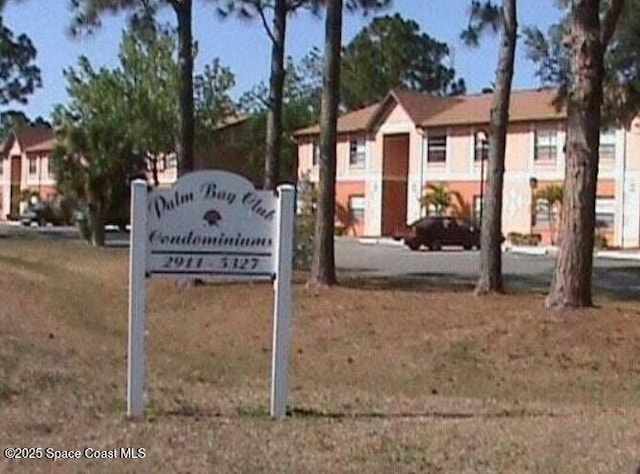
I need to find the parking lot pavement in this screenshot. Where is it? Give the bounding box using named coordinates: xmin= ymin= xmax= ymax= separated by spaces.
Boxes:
xmin=0 ymin=222 xmax=129 ymax=243
xmin=2 ymin=224 xmax=639 ymax=299
xmin=336 ymin=238 xmax=640 ymax=299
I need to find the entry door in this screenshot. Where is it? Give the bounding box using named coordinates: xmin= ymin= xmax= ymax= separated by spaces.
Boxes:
xmin=381 ymin=134 xmax=409 ymax=236
xmin=10 ymin=156 xmax=21 ymax=218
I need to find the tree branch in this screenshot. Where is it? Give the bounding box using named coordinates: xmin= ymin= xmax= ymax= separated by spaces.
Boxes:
xmin=287 ymin=0 xmax=307 ymax=11
xmin=601 ymin=0 xmax=624 ymax=49
xmin=254 ymin=0 xmax=276 ymax=44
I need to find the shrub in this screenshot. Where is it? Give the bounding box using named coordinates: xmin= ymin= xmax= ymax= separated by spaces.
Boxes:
xmin=507 ymin=232 xmax=523 ymax=245
xmin=521 ymin=233 xmax=542 ymax=246
xmin=594 ymin=232 xmax=608 ymax=249
xmin=294 ymin=173 xmax=316 ymax=270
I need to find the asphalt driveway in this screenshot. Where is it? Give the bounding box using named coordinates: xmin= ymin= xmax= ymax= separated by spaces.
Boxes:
xmin=336 ymin=238 xmax=640 ymax=300
xmin=3 ymin=223 xmax=640 ymax=300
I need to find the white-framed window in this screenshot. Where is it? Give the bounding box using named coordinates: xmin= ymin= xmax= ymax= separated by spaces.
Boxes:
xmin=312 ymin=140 xmax=320 ymax=166
xmin=28 ymin=155 xmax=37 ymax=175
xmin=167 ymin=153 xmax=178 ymax=169
xmin=595 ymin=196 xmax=615 ymax=229
xmin=151 ymin=155 xmax=165 ymax=172
xmin=349 ymin=139 xmax=366 ymax=168
xmin=535 ymin=198 xmax=559 ymax=224
xmin=348 ymin=195 xmax=366 ymax=222
xmin=474 ymin=134 xmax=489 ymax=162
xmin=599 ymin=128 xmax=616 ymax=161
xmin=427 ymin=133 xmax=447 ymax=163
xmin=534 ymin=129 xmax=558 ymax=161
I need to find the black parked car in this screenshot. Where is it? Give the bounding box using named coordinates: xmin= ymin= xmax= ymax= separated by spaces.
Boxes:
xmin=20 ymin=202 xmax=66 ymax=227
xmin=393 ymin=216 xmax=481 ymax=251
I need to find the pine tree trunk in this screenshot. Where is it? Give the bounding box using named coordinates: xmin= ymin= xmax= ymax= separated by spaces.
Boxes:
xmin=546 ymin=1 xmax=603 ymax=309
xmin=310 ymin=0 xmax=342 ymax=286
xmin=264 ymin=0 xmax=287 ymax=190
xmin=475 ymin=0 xmax=517 ymax=295
xmin=175 ymin=0 xmax=195 ymax=176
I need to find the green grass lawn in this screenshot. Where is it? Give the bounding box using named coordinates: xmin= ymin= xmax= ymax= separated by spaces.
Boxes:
xmin=0 ymin=237 xmax=639 ymax=473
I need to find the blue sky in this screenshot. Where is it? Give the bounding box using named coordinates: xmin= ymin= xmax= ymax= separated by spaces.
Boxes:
xmin=3 ymin=0 xmax=561 ymax=119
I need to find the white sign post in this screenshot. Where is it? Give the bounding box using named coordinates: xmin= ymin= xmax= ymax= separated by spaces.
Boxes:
xmin=128 ymin=180 xmax=148 ymax=418
xmin=271 ymin=185 xmax=294 ymax=419
xmin=127 ymin=171 xmax=295 ymax=420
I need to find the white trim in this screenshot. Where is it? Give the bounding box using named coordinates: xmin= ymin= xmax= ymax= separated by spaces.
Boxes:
xmin=527 ymin=124 xmax=535 ymax=172
xmin=557 ymin=127 xmax=566 ymax=173
xmin=378 ymin=122 xmax=414 ymax=135
xmin=614 ymin=128 xmax=625 ymax=247
xmin=468 ymin=126 xmax=475 ymax=174
xmin=445 ymin=127 xmax=452 ymax=174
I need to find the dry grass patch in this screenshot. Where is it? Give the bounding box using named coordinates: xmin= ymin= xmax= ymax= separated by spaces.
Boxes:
xmin=0 ymin=238 xmax=639 ymax=472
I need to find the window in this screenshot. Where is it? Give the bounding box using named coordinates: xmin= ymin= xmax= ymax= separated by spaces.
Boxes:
xmin=427 ymin=133 xmax=447 ymax=163
xmin=28 ymin=156 xmax=37 ymax=175
xmin=349 ymin=139 xmax=366 ymax=167
xmin=167 ymin=153 xmax=178 ymax=169
xmin=535 ymin=198 xmax=559 ymax=224
xmin=595 ymin=196 xmax=615 ymax=229
xmin=600 ymin=128 xmax=616 ymax=161
xmin=534 ymin=129 xmax=557 ymax=161
xmin=312 ymin=140 xmax=320 ymax=166
xmin=474 ymin=134 xmax=489 ymax=162
xmin=348 ymin=195 xmax=365 ymax=222
xmin=151 ymin=155 xmax=165 ymax=172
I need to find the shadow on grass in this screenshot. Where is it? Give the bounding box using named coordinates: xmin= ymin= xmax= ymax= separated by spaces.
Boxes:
xmin=157 ymin=405 xmax=562 ymax=421
xmin=339 ymin=265 xmax=640 ymax=300
xmin=338 ymin=272 xmax=548 ymax=295
xmin=288 ymin=406 xmax=562 ymax=420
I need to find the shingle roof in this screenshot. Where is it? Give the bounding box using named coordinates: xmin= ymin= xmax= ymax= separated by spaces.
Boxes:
xmin=294 ymin=88 xmax=565 ymax=137
xmin=213 ymin=114 xmax=249 ymax=131
xmin=293 ymin=103 xmax=380 ymax=136
xmin=383 ymin=89 xmax=454 ymax=125
xmin=1 ymin=125 xmax=56 ymax=154
xmin=420 ymin=88 xmax=564 ymax=127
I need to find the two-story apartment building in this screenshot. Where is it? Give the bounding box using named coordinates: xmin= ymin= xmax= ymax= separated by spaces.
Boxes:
xmin=0 ymin=125 xmax=179 ymax=220
xmin=0 ymin=118 xmax=263 ymax=221
xmin=295 ymin=88 xmax=640 ymax=248
xmin=0 ymin=125 xmax=57 ymax=219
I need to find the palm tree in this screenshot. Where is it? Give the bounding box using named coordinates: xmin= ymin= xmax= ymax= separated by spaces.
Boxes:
xmin=450 ymin=191 xmax=473 ymax=222
xmin=536 ymin=183 xmax=563 ymax=246
xmin=420 ymin=183 xmax=453 ymax=216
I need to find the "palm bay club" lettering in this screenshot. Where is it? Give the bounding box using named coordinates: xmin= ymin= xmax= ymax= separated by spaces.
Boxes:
xmin=150 ymin=181 xmax=275 ymax=221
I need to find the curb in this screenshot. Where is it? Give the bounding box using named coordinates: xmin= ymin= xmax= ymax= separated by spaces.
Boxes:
xmin=503 ymin=245 xmax=557 ymax=256
xmin=595 ymin=250 xmax=640 ymax=261
xmin=357 ymin=238 xmax=405 ymax=247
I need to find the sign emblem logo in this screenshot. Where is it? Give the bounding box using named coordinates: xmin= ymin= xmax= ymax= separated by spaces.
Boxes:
xmin=203 ymin=208 xmax=222 ymax=227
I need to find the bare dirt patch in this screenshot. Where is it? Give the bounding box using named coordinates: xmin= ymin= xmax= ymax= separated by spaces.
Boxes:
xmin=0 ymin=238 xmax=639 ymax=473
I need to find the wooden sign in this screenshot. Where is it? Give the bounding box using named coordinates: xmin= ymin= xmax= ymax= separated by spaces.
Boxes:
xmin=128 ymin=170 xmax=295 ymax=420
